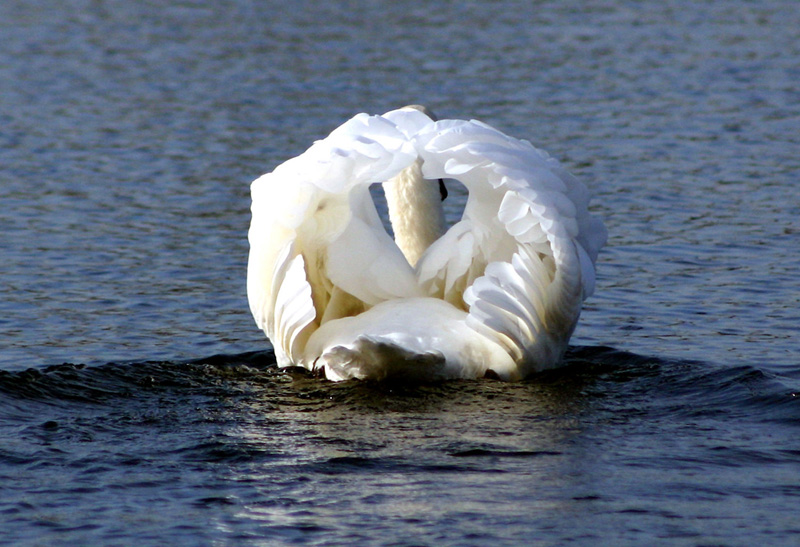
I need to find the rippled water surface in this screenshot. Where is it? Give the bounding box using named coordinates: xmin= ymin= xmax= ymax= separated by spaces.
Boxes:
xmin=2 ymin=0 xmax=799 ymax=545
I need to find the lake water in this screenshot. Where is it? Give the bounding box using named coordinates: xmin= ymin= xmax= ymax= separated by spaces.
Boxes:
xmin=2 ymin=0 xmax=799 ymax=545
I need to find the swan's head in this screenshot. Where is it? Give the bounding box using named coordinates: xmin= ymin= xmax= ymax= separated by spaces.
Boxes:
xmin=401 ymin=104 xmax=438 ymax=122
xmin=399 ymin=105 xmax=447 ymax=201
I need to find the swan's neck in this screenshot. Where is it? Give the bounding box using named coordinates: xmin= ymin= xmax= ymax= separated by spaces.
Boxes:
xmin=383 ymin=159 xmax=446 ymax=267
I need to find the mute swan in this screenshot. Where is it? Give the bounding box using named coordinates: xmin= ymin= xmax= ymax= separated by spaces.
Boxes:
xmin=247 ymin=106 xmax=606 ymax=381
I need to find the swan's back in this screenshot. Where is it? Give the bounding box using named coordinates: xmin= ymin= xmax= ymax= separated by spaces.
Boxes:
xmin=247 ymin=108 xmax=606 ymax=381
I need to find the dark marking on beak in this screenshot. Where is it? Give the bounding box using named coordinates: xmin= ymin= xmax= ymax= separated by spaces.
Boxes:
xmin=439 ymin=179 xmax=448 ymax=201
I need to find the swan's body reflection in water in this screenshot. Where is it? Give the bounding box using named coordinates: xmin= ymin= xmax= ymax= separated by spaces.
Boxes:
xmin=247 ymin=106 xmax=606 ymax=381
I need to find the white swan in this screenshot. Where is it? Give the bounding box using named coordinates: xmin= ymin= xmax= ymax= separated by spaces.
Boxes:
xmin=247 ymin=106 xmax=606 ymax=381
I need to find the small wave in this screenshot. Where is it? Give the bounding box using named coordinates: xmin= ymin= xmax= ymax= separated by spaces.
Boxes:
xmin=0 ymin=350 xmax=278 ymax=405
xmin=0 ymin=346 xmax=797 ymax=425
xmin=450 ymin=448 xmax=562 ymax=458
xmin=560 ymin=346 xmax=800 ymax=423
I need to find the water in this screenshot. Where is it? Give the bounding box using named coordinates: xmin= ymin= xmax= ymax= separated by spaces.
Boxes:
xmin=1 ymin=0 xmax=799 ymax=544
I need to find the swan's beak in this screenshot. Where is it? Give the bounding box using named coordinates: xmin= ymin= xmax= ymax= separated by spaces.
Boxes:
xmin=439 ymin=179 xmax=448 ymax=201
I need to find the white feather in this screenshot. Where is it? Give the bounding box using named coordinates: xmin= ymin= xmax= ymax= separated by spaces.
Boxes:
xmin=247 ymin=107 xmax=607 ymax=381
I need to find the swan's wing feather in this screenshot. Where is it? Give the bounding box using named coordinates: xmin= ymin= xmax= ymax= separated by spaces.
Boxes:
xmin=270 ymin=113 xmax=417 ymax=195
xmin=416 ymin=220 xmax=481 ymax=305
xmin=415 ymin=119 xmax=606 ymax=372
xmin=247 ymin=240 xmax=316 ymax=365
xmin=326 ymin=210 xmax=423 ymax=305
xmin=248 ymin=113 xmax=422 ymax=368
xmin=272 ymin=246 xmax=317 ymax=364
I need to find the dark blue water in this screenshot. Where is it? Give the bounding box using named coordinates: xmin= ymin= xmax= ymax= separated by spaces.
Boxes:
xmin=2 ymin=0 xmax=799 ymax=545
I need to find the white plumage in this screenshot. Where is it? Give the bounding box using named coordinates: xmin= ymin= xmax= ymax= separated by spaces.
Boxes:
xmin=247 ymin=106 xmax=606 ymax=381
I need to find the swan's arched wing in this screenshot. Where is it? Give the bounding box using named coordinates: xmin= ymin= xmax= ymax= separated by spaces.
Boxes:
xmin=248 ymin=240 xmax=316 ymax=365
xmin=414 ymin=119 xmax=606 ymax=372
xmin=247 ymin=113 xmax=422 ymax=366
